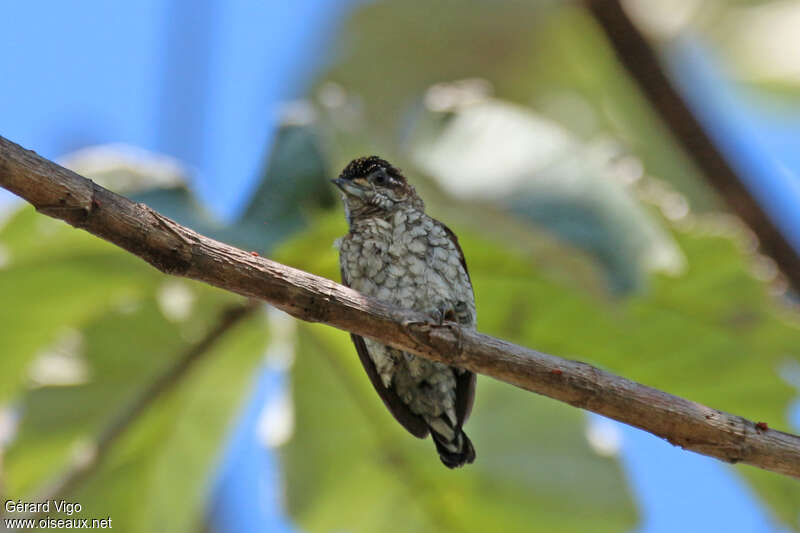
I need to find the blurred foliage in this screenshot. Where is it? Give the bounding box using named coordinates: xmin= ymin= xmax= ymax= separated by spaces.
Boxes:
xmin=320 ymin=0 xmax=721 ymax=211
xmin=407 ymin=95 xmax=685 ymax=292
xmin=0 ymin=206 xmax=268 ymax=530
xmin=705 ymin=0 xmax=800 ymax=96
xmin=226 ymin=124 xmax=336 ymax=252
xmin=275 ymin=201 xmax=800 ymax=530
xmin=1 ymin=0 xmax=800 ymax=531
xmin=0 ymin=122 xmax=332 ymax=531
xmin=277 ymin=0 xmax=800 ymax=529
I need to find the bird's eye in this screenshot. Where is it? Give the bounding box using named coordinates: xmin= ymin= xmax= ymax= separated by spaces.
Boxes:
xmin=373 ymin=173 xmax=387 ymax=185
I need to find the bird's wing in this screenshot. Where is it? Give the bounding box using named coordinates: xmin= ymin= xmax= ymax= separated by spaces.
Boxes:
xmin=438 ymin=222 xmax=471 ymax=284
xmin=348 ymin=334 xmax=430 ymax=438
xmin=438 ymin=221 xmax=477 ymax=427
xmin=342 ymin=267 xmax=429 ymax=438
xmin=455 ymin=368 xmax=477 ymax=427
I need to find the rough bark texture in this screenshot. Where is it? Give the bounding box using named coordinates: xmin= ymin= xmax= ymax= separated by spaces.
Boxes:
xmin=585 ymin=0 xmax=800 ymax=294
xmin=1 ymin=135 xmax=799 ymax=479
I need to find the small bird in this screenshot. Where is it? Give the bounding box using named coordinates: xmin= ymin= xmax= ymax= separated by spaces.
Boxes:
xmin=332 ymin=156 xmax=477 ymax=468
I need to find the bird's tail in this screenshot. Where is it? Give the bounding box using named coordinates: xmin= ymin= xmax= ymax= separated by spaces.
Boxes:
xmin=427 ymin=415 xmax=475 ymax=468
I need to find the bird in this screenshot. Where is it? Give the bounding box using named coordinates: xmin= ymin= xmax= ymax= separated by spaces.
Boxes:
xmin=332 ymin=155 xmax=476 ymax=468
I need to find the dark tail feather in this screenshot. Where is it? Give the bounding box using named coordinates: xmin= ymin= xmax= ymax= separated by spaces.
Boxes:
xmin=431 ymin=426 xmax=475 ymax=468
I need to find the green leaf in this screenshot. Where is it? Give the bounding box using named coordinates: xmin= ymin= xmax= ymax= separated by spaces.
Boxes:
xmin=0 ymin=200 xmax=271 ymax=531
xmin=0 ymin=208 xmax=162 ymax=403
xmin=240 ymin=123 xmax=335 ymax=226
xmin=218 ymin=124 xmax=334 ymax=254
xmin=319 ymin=0 xmax=720 ymax=212
xmin=70 ymin=307 xmax=267 ymax=532
xmin=407 ymin=98 xmax=685 ymax=292
xmin=1 ymin=130 xmax=331 ymax=529
xmin=3 ymin=290 xmax=268 ymax=531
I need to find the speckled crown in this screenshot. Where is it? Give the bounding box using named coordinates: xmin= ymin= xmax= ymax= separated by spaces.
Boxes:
xmin=339 ymin=156 xmax=405 ymax=182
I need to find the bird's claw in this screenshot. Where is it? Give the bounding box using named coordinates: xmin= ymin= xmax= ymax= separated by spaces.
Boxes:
xmin=416 ymin=305 xmax=465 ymax=358
xmin=401 ymin=318 xmax=429 ymax=329
xmin=401 ymin=305 xmax=447 ymax=329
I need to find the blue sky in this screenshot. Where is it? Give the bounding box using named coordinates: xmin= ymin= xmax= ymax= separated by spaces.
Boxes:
xmin=666 ymin=37 xmax=800 ymax=257
xmin=1 ymin=2 xmax=798 ymax=532
xmin=0 ymin=0 xmax=345 ymax=219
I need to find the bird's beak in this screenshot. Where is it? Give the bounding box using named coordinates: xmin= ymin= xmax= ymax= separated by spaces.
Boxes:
xmin=331 ymin=178 xmax=367 ymax=198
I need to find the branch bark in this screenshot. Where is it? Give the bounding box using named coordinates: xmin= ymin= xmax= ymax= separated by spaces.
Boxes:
xmin=1 ymin=135 xmax=799 ymax=479
xmin=585 ymin=0 xmax=800 ymax=294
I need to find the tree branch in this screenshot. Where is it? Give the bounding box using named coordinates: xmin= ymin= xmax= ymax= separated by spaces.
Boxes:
xmin=584 ymin=0 xmax=800 ymax=294
xmin=1 ymin=135 xmax=799 ymax=479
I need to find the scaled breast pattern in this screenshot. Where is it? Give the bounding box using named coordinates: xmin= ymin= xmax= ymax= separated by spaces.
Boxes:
xmin=339 ymin=207 xmax=475 ymax=426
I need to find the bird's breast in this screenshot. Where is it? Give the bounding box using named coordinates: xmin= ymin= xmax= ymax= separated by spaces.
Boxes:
xmin=340 ymin=208 xmax=472 ymax=316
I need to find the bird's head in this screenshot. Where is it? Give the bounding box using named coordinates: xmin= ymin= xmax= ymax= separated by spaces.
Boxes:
xmin=332 ymin=156 xmax=422 ymax=222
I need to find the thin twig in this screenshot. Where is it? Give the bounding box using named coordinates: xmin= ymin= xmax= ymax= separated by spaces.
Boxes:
xmin=6 ymin=300 xmax=258 ymax=523
xmin=1 ymin=135 xmax=799 ymax=478
xmin=584 ymin=0 xmax=800 ymax=294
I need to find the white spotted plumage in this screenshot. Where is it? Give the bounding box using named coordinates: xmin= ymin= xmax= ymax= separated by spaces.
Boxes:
xmin=339 ymin=206 xmax=475 ymax=431
xmin=334 ymin=155 xmax=477 ymax=468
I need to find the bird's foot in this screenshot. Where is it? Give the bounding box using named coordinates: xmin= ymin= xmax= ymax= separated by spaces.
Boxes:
xmin=427 ymin=305 xmax=465 ymax=359
xmin=401 ymin=305 xmax=465 ymax=359
xmin=400 ymin=305 xmax=447 ymax=329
